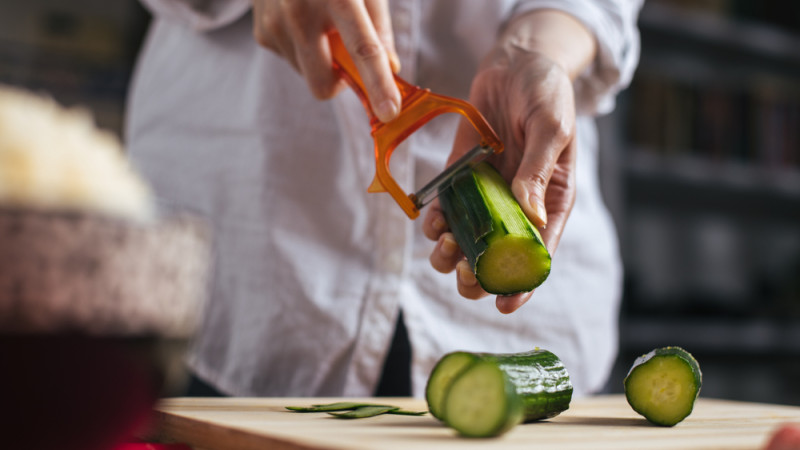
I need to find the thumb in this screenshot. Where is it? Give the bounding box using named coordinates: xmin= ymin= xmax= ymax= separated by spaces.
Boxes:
xmin=511 ymin=162 xmax=553 ymax=230
xmin=511 ymin=114 xmax=574 ymax=229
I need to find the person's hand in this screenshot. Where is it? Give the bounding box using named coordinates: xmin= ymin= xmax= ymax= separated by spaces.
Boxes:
xmin=251 ymin=0 xmax=401 ymax=122
xmin=423 ymin=10 xmax=596 ymax=314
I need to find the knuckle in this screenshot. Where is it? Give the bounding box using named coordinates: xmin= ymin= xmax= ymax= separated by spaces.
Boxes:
xmin=328 ymin=0 xmax=354 ymax=13
xmin=253 ymin=29 xmax=272 ymax=49
xmin=281 ymin=0 xmax=308 ymax=28
xmin=351 ymin=38 xmax=383 ymax=61
xmin=539 ymin=114 xmax=572 ymax=145
xmin=253 ymin=17 xmax=280 ymax=49
xmin=525 ymin=170 xmax=550 ymax=193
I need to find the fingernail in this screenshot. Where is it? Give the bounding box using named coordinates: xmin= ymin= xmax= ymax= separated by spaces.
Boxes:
xmin=457 ymin=262 xmax=477 ymax=287
xmin=432 ymin=216 xmax=446 ymax=233
xmin=512 ymin=180 xmax=547 ymax=228
xmin=440 ymin=234 xmax=458 ymax=258
xmin=375 ymin=99 xmax=399 ymax=122
xmin=531 ymin=201 xmax=548 ymax=228
xmin=389 ymin=52 xmax=402 ymax=73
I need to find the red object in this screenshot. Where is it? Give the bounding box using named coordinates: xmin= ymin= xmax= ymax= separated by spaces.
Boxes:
xmin=1 ymin=334 xmax=164 ymax=450
xmin=113 ymin=443 xmax=192 ymax=450
xmin=765 ymin=424 xmax=800 ymax=450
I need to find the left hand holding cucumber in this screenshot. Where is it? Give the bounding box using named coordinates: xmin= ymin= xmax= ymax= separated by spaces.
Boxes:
xmin=423 ymin=10 xmax=596 ymax=313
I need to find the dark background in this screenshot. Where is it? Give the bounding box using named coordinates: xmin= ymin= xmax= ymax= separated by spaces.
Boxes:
xmin=1 ymin=0 xmax=798 ymax=405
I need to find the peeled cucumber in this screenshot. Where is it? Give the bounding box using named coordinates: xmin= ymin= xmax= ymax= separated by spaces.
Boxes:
xmin=438 ymin=162 xmax=551 ymax=295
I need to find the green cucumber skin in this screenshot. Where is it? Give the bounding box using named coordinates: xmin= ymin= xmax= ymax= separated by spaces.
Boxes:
xmin=327 ymin=405 xmax=399 ymax=418
xmin=438 ymin=168 xmax=489 ymax=268
xmin=429 ymin=349 xmax=573 ymax=437
xmin=631 ymin=347 xmax=703 ymax=387
xmin=481 ymin=349 xmax=573 ymax=422
xmin=624 ymin=346 xmax=702 ymax=426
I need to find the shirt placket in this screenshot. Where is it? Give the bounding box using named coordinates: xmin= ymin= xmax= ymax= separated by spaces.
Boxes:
xmin=343 ymin=0 xmax=420 ymax=397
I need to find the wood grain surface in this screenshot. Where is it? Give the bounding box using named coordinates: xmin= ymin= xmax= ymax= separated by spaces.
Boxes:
xmin=145 ymin=395 xmax=800 ymax=449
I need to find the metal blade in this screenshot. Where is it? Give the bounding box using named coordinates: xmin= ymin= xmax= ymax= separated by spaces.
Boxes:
xmin=411 ymin=144 xmax=494 ymax=210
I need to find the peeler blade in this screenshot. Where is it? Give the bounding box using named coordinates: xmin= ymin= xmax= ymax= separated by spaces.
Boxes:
xmin=411 ymin=144 xmax=495 ymax=210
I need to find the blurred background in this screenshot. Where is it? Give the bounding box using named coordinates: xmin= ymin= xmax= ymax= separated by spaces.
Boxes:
xmin=1 ymin=0 xmax=798 ymax=405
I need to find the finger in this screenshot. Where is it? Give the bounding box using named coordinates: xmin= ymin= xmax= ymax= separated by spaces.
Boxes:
xmin=495 ymin=292 xmax=533 ymax=314
xmin=282 ymin=2 xmax=342 ymax=99
xmin=422 ymin=199 xmax=448 ymax=241
xmin=364 ymin=0 xmax=400 ymax=73
xmin=252 ymin=3 xmax=300 ymax=71
xmin=537 ymin=138 xmax=577 ymax=253
xmin=510 ymin=113 xmax=574 ymax=229
xmin=429 ymin=232 xmax=462 ymax=274
xmin=456 ymin=260 xmax=489 ymax=300
xmin=329 ymin=0 xmax=401 ymax=122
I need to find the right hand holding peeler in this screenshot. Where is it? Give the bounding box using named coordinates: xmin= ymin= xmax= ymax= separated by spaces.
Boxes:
xmin=328 ymin=31 xmax=503 ymax=220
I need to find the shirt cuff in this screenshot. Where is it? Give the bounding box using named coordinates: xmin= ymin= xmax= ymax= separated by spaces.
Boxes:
xmin=509 ymin=0 xmax=643 ymax=116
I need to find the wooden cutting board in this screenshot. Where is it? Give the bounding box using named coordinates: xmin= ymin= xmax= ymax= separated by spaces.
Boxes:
xmin=145 ymin=395 xmax=800 ymax=449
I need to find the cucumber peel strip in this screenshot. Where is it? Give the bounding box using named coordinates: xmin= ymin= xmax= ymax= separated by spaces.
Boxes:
xmin=286 ymin=401 xmax=427 ymax=418
xmin=327 ymin=405 xmax=399 ymax=418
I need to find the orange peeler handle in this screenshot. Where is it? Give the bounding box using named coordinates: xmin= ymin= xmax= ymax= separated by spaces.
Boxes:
xmin=328 ymin=31 xmax=503 ymax=219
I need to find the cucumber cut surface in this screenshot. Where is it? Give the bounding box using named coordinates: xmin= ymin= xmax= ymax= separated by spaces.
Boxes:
xmin=425 ymin=351 xmax=480 ymax=420
xmin=477 ymin=235 xmax=551 ymax=294
xmin=624 ymin=346 xmax=702 ymax=426
xmin=443 ymin=361 xmax=523 ymax=438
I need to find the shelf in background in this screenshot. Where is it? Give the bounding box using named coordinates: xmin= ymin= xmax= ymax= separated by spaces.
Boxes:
xmin=619 ymin=315 xmax=800 ymax=355
xmin=623 ymin=151 xmax=800 ymax=220
xmin=639 ymin=2 xmax=800 ymax=70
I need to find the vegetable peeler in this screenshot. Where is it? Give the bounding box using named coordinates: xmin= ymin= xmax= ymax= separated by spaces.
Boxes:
xmin=328 ymin=31 xmax=503 ymax=219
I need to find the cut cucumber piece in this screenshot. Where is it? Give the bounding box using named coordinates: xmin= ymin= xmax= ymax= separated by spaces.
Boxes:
xmin=624 ymin=346 xmax=702 ymax=426
xmin=438 ymin=162 xmax=551 ymax=295
xmin=427 ymin=349 xmax=573 ymax=437
xmin=443 ymin=360 xmax=524 ymax=437
xmin=425 ymin=351 xmax=481 ymax=420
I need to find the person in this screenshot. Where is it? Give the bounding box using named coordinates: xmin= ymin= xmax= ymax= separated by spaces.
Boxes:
xmin=125 ymin=0 xmax=642 ymax=398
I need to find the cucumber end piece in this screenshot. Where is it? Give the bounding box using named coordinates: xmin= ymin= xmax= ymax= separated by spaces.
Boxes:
xmin=443 ymin=361 xmax=524 ymax=438
xmin=624 ymin=347 xmax=702 ymax=426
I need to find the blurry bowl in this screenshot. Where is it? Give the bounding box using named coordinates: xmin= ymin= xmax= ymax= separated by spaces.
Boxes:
xmin=0 ymin=208 xmax=209 ymax=450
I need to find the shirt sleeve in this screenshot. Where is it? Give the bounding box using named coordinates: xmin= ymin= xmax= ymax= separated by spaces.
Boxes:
xmin=509 ymin=0 xmax=643 ymax=116
xmin=140 ymin=0 xmax=251 ymax=32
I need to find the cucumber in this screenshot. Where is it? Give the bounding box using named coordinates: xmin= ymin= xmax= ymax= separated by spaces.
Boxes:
xmin=426 ymin=349 xmax=572 ymax=437
xmin=624 ymin=346 xmax=702 ymax=426
xmin=425 ymin=351 xmax=481 ymax=420
xmin=438 ymin=162 xmax=551 ymax=295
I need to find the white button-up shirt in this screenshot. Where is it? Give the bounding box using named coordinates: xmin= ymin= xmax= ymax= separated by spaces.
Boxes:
xmin=126 ymin=0 xmax=641 ymax=397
